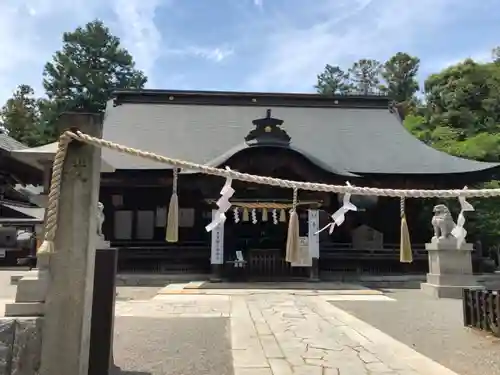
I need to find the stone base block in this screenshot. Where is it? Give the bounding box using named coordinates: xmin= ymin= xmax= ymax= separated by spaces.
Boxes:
xmin=4 ymin=303 xmax=44 ymax=317
xmin=0 ymin=317 xmax=43 ymax=375
xmin=421 ymin=282 xmax=484 ymax=299
xmin=425 ymin=273 xmax=479 ymax=286
xmin=14 ymin=269 xmax=49 ymax=303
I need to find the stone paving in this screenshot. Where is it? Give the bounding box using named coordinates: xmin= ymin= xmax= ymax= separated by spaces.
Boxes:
xmin=115 ymin=286 xmax=460 ymax=375
xmin=0 ymin=271 xmax=465 ymax=375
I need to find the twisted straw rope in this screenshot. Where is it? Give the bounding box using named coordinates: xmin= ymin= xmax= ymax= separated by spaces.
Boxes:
xmin=231 ymin=202 xmax=316 ymax=209
xmin=38 ymin=132 xmax=72 ymax=253
xmin=37 ymin=129 xmax=500 ymax=253
xmin=68 ymin=131 xmax=500 ymax=198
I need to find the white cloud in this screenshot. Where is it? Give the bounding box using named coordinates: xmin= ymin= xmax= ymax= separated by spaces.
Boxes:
xmin=110 ymin=0 xmax=163 ymax=84
xmin=246 ymin=0 xmax=455 ymax=92
xmin=427 ymin=50 xmax=494 ymax=73
xmin=165 ymin=46 xmax=234 ymax=63
xmin=187 ymin=47 xmax=234 ymax=62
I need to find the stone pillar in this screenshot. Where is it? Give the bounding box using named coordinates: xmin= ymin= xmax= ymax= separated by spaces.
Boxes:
xmin=210 ymin=209 xmax=224 ymax=282
xmin=308 ymin=209 xmax=320 ymax=281
xmin=38 ymin=112 xmax=103 ymax=375
xmin=421 ymin=238 xmax=483 ymax=299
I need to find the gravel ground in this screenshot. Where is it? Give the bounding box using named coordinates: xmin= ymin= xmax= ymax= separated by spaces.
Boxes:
xmin=114 ymin=317 xmax=233 ymax=375
xmin=331 ymin=288 xmax=500 ymax=375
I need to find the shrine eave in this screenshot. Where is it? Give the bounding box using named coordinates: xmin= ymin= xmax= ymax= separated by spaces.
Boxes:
xmin=180 ymin=142 xmax=359 ymax=178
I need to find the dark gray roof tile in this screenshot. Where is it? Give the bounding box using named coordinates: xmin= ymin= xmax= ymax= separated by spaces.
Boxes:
xmin=0 ymin=133 xmax=28 ymax=152
xmin=101 ymin=101 xmax=498 ymax=175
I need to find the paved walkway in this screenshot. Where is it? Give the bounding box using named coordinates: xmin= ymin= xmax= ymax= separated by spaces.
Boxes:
xmin=115 ymin=285 xmax=460 ymax=375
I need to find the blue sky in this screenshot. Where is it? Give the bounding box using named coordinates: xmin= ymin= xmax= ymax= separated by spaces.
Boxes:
xmin=0 ymin=0 xmax=499 ymax=104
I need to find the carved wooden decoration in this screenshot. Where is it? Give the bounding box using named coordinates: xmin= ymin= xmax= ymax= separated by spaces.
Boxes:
xmin=245 ymin=109 xmax=291 ymax=144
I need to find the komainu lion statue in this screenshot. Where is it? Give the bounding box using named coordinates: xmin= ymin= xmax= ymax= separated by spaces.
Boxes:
xmin=97 ymin=202 xmax=105 ymax=238
xmin=431 ymin=204 xmax=456 ymax=241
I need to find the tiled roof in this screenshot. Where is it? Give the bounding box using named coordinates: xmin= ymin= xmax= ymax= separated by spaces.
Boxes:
xmin=101 ymin=91 xmax=499 ymax=175
xmin=0 ymin=132 xmax=28 ymax=152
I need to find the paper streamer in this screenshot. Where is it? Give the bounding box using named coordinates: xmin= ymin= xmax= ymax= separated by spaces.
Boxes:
xmin=315 ymin=182 xmax=358 ymax=235
xmin=206 ymin=167 xmax=234 ymax=232
xmin=451 ymin=186 xmax=474 ymax=247
xmin=272 ymin=209 xmax=278 ymax=225
xmin=233 ymin=207 xmax=240 ymax=223
xmin=251 ymin=208 xmax=257 ymax=224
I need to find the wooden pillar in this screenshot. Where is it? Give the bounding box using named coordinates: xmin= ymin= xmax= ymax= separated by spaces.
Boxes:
xmin=210 ymin=208 xmax=224 ymax=282
xmin=308 ymin=209 xmax=320 ymax=281
xmin=39 ymin=112 xmax=103 ymax=375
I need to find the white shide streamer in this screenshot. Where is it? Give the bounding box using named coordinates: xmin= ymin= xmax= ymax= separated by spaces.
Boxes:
xmin=451 ymin=186 xmax=475 ymax=247
xmin=251 ymin=208 xmax=257 ymax=224
xmin=315 ymin=182 xmax=358 ymax=235
xmin=233 ymin=207 xmax=240 ymax=223
xmin=206 ymin=167 xmax=234 ymax=232
xmin=272 ymin=209 xmax=278 ymax=225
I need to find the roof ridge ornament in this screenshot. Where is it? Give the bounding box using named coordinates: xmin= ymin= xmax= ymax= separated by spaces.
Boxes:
xmin=244 ymin=109 xmax=291 ymax=144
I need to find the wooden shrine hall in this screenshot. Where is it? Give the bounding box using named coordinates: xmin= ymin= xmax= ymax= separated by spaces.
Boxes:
xmin=94 ymin=89 xmax=499 ymax=280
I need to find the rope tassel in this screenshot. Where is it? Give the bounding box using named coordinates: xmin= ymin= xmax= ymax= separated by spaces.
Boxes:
xmin=285 ymin=188 xmax=300 ymax=264
xmin=242 ymin=208 xmax=249 ymax=222
xmin=279 ymin=208 xmax=286 ymax=222
xmin=262 ymin=207 xmax=268 ymax=222
xmin=166 ymin=168 xmax=179 ymax=242
xmin=399 ymin=197 xmax=413 ymax=263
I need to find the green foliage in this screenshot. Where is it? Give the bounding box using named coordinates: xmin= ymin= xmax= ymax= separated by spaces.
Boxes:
xmin=347 ymin=59 xmax=383 ymax=95
xmin=315 ymin=53 xmax=420 ymax=103
xmin=315 ymin=65 xmax=351 ymax=95
xmin=43 ymin=19 xmax=147 ymax=114
xmin=469 ymin=180 xmax=500 ymax=247
xmin=382 ymin=52 xmax=420 ymax=103
xmin=317 ymin=49 xmax=500 ymax=248
xmin=1 ymin=19 xmax=148 ymax=147
xmin=0 ymin=85 xmax=52 ymax=147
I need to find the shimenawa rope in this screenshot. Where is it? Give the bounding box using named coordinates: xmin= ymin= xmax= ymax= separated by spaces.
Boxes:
xmin=37 ymin=130 xmax=500 ymax=254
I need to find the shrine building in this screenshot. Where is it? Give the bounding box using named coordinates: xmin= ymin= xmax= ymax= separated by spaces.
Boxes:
xmin=95 ymin=90 xmax=499 ymax=280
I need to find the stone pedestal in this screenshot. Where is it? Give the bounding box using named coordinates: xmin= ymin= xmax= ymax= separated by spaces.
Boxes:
xmin=421 ymin=238 xmax=483 ymax=299
xmin=96 ymin=237 xmax=110 ymax=250
xmin=4 ymin=253 xmax=51 ymax=317
xmin=309 ymin=258 xmax=320 ymax=282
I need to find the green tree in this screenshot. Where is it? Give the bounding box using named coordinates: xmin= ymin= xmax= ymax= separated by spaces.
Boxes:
xmin=315 ymin=64 xmax=352 ymax=95
xmin=424 ymin=59 xmax=500 ymax=138
xmin=347 ymin=59 xmax=383 ymax=95
xmin=404 ymin=56 xmax=500 ymax=248
xmin=382 ymin=52 xmax=420 ymax=103
xmin=43 ymin=19 xmax=147 ymax=114
xmin=0 ymin=85 xmax=49 ymax=147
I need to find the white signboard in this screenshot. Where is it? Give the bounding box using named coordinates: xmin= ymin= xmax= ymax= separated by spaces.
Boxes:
xmin=308 ymin=209 xmax=320 ymax=258
xmin=292 ymin=236 xmax=312 ymax=267
xmin=210 ymin=209 xmax=224 ymax=264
